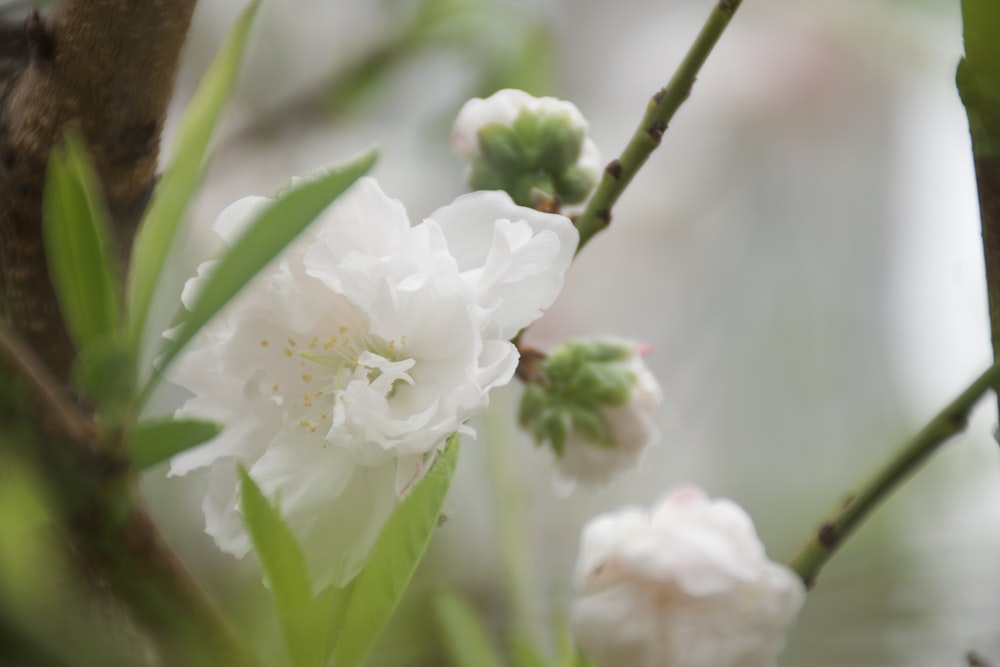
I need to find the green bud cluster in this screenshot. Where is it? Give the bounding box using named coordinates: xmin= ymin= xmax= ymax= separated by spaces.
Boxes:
xmin=518 ymin=340 xmax=636 ymax=457
xmin=469 ymin=109 xmax=597 ymax=208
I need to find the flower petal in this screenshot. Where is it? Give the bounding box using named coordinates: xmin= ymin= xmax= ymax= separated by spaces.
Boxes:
xmin=429 ymin=191 xmax=578 ymax=337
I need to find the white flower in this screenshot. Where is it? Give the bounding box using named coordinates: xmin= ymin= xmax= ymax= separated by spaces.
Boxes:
xmin=572 ymin=486 xmax=806 ymax=667
xmin=169 ymin=177 xmax=577 ymax=588
xmin=555 ymin=341 xmax=662 ymax=489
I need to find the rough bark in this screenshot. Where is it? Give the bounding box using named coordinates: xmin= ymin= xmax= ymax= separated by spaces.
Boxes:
xmin=1 ymin=0 xmax=196 ymax=381
xmin=1 ymin=2 xmax=259 ymax=664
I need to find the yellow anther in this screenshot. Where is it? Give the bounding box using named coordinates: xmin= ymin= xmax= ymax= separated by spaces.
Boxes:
xmin=302 ymin=373 xmax=313 ymax=382
xmin=288 ymin=338 xmax=297 ymax=347
xmin=339 ymin=325 xmax=349 ymax=334
xmin=260 ymin=339 xmax=270 ymax=348
xmin=283 ymin=348 xmax=293 ymax=358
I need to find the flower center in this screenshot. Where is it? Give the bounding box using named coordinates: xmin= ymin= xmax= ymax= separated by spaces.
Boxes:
xmin=259 ymin=323 xmax=413 ymax=437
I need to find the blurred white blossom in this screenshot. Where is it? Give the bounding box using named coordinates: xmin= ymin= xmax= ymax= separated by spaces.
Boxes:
xmin=452 ymin=88 xmax=601 ymax=206
xmin=572 ymin=485 xmax=805 ymax=667
xmin=169 ymin=177 xmax=577 ymax=588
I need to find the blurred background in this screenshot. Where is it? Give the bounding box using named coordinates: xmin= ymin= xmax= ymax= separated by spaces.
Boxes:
xmin=128 ymin=0 xmax=1000 ymax=664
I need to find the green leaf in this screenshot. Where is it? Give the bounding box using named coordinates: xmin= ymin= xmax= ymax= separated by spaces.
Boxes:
xmin=334 ymin=436 xmax=460 ymax=667
xmin=129 ymin=417 xmax=223 ymax=470
xmin=511 ymin=640 xmax=549 ymax=667
xmin=127 ymin=0 xmax=260 ymax=358
xmin=139 ymin=149 xmax=377 ymax=405
xmin=434 ymin=592 xmax=505 ymax=667
xmin=43 ymin=127 xmax=121 ymax=351
xmin=72 ymin=331 xmax=134 ymax=420
xmin=238 ymin=466 xmax=321 ymax=667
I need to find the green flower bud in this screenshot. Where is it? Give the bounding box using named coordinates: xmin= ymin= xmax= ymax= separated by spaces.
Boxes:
xmin=517 ymin=338 xmax=663 ymax=490
xmin=477 ymin=123 xmax=524 ymax=172
xmin=453 ymin=89 xmax=601 ymax=210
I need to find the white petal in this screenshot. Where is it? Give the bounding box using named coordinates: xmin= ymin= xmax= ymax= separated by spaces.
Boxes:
xmin=571 ymin=488 xmax=806 ymax=667
xmin=203 ymin=463 xmax=252 ymax=559
xmin=429 ymin=191 xmax=578 ymax=337
xmin=293 ymin=460 xmax=401 ymax=589
xmin=212 ymin=196 xmax=273 ymax=243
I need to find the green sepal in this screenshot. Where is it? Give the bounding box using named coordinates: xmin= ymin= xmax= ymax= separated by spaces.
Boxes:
xmin=537 ymin=111 xmax=585 ymax=173
xmin=467 ymin=158 xmax=511 ymax=193
xmin=510 ymin=172 xmax=556 ymax=208
xmin=518 ymin=383 xmax=549 ymax=427
xmin=512 ymin=108 xmax=545 ymax=159
xmin=567 ymin=406 xmax=612 ymax=447
xmin=555 ymin=165 xmax=597 ymax=205
xmin=478 ymin=123 xmax=525 ymax=172
xmin=569 ymin=364 xmax=632 ymax=407
xmin=541 ymin=409 xmax=569 ymax=456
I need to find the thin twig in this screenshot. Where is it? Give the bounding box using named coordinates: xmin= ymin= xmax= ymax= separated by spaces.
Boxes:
xmin=788 ymin=360 xmax=1000 ymax=588
xmin=574 ymin=0 xmax=743 ymax=253
xmin=0 ymin=317 xmax=96 ymax=448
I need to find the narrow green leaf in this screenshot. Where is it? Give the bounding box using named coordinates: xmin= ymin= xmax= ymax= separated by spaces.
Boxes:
xmin=72 ymin=331 xmax=134 ymax=421
xmin=43 ymin=128 xmax=120 ymax=351
xmin=127 ymin=0 xmax=260 ymax=356
xmin=129 ymin=418 xmax=223 ymax=470
xmin=238 ymin=466 xmax=319 ymax=667
xmin=140 ymin=149 xmax=377 ymax=405
xmin=334 ymin=436 xmax=460 ymax=667
xmin=511 ymin=640 xmax=550 ymax=667
xmin=434 ymin=592 xmax=505 ymax=667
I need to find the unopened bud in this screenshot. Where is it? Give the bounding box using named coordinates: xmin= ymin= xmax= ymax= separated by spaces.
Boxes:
xmin=453 ymin=89 xmax=601 ymax=208
xmin=518 ymin=338 xmax=662 ymax=489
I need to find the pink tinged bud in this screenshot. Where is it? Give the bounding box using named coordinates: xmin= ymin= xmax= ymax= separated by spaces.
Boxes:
xmin=554 ymin=341 xmax=663 ymax=490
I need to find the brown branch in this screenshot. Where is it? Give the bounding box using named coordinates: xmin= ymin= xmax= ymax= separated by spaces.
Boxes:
xmin=0 ymin=0 xmax=195 ymax=381
xmin=0 ymin=2 xmax=262 ymax=664
xmin=0 ymin=316 xmax=95 ymax=448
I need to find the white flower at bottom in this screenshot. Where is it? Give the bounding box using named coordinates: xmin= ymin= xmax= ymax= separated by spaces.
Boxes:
xmin=169 ymin=177 xmax=577 ymax=589
xmin=571 ymin=486 xmax=805 ymax=667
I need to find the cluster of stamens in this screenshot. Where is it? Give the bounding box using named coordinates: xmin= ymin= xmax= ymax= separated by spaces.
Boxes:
xmin=257 ymin=323 xmax=409 ymax=437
